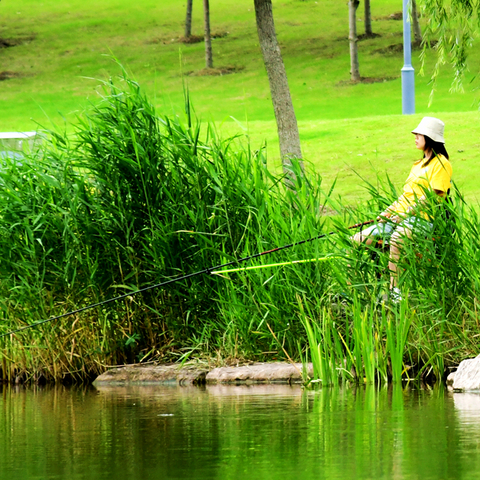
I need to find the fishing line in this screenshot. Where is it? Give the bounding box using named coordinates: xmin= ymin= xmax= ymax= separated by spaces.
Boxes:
xmin=0 ymin=219 xmax=373 ymax=338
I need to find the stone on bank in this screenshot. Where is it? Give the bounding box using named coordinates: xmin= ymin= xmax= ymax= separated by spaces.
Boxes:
xmin=447 ymin=354 xmax=480 ymax=391
xmin=93 ymin=362 xmax=313 ymax=386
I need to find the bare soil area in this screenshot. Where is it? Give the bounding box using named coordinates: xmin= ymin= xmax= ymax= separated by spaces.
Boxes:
xmin=0 ymin=71 xmax=21 ymax=81
xmin=337 ymin=76 xmax=399 ymax=86
xmin=147 ymin=31 xmax=228 ymax=46
xmin=185 ymin=65 xmax=245 ymax=76
xmin=0 ymin=35 xmax=35 ymax=48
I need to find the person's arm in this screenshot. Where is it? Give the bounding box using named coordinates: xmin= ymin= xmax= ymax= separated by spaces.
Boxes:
xmin=390 ymin=189 xmax=446 ymax=223
xmin=377 ymin=200 xmax=401 ymax=222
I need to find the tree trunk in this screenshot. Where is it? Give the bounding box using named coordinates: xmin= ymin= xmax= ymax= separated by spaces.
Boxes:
xmin=349 ymin=0 xmax=361 ymax=82
xmin=364 ymin=0 xmax=373 ymax=37
xmin=185 ymin=0 xmax=193 ymax=39
xmin=411 ymin=0 xmax=422 ymax=45
xmin=203 ymin=0 xmax=213 ymax=68
xmin=253 ymin=0 xmax=303 ymax=182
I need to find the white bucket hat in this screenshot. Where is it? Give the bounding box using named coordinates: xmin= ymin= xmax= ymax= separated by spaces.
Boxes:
xmin=411 ymin=116 xmax=445 ymax=143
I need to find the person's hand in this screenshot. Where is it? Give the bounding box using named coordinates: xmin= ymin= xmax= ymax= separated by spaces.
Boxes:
xmin=376 ymin=211 xmax=391 ymax=223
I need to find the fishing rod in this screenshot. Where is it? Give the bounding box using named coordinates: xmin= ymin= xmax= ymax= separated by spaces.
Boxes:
xmin=212 ymin=254 xmax=341 ymax=275
xmin=0 ymin=219 xmax=373 ymax=338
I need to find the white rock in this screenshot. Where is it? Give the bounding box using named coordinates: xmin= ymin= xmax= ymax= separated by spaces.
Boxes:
xmin=452 ymin=355 xmax=480 ymax=391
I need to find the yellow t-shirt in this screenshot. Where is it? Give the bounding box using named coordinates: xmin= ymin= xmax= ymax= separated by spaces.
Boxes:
xmin=390 ymin=154 xmax=452 ymax=215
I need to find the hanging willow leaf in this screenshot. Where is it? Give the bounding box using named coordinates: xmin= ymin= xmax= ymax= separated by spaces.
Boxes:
xmin=419 ymin=0 xmax=480 ymax=96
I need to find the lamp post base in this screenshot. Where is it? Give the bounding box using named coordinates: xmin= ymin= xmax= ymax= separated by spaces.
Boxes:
xmin=401 ymin=65 xmax=415 ymax=115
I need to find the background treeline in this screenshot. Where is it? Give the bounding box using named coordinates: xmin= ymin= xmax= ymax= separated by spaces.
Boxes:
xmin=0 ymin=75 xmax=479 ymax=384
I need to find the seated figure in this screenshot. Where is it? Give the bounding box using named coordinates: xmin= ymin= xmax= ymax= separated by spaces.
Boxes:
xmin=351 ymin=117 xmax=453 ymax=302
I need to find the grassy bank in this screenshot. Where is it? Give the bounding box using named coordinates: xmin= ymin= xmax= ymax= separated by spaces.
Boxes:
xmin=1 ymin=0 xmax=480 ymax=203
xmin=0 ymin=74 xmax=478 ymax=385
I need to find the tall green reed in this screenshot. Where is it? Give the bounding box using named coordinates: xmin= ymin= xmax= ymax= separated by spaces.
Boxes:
xmin=0 ymin=70 xmax=330 ymax=380
xmin=0 ymin=69 xmax=478 ymax=383
xmin=385 ymin=301 xmax=412 ymax=382
xmin=299 ymin=299 xmax=344 ymax=386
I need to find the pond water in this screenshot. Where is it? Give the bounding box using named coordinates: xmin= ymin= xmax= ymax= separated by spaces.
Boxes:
xmin=1 ymin=383 xmax=480 ymax=480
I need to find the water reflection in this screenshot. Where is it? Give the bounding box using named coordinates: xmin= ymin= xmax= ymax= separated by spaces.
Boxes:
xmin=0 ymin=383 xmax=477 ymax=480
xmin=453 ymin=392 xmax=480 ymax=424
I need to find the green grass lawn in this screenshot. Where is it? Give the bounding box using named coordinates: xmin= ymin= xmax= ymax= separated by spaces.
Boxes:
xmin=1 ymin=0 xmax=479 ymax=202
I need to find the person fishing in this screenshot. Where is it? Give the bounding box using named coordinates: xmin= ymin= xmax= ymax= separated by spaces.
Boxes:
xmin=351 ymin=116 xmax=453 ymax=302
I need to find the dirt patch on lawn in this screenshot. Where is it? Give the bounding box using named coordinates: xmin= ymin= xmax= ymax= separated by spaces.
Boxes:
xmin=0 ymin=35 xmax=36 ymax=48
xmin=185 ymin=65 xmax=245 ymax=76
xmin=148 ymin=31 xmax=229 ymax=45
xmin=178 ymin=34 xmax=204 ymax=44
xmin=372 ymin=40 xmax=436 ymax=55
xmin=0 ymin=38 xmax=16 ymax=48
xmin=0 ymin=71 xmax=22 ymax=81
xmin=335 ymin=33 xmax=381 ymax=42
xmin=358 ymin=32 xmax=381 ymax=41
xmin=373 ymin=43 xmax=405 ymax=55
xmin=376 ymin=11 xmax=403 ymax=21
xmin=180 ymin=31 xmax=229 ymax=44
xmin=337 ymin=76 xmax=399 ymax=86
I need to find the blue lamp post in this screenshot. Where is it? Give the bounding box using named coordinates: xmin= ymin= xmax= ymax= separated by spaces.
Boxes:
xmin=402 ymin=0 xmax=415 ymax=114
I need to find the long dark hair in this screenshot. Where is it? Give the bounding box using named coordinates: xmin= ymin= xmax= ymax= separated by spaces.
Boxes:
xmin=423 ymin=135 xmax=449 ymax=165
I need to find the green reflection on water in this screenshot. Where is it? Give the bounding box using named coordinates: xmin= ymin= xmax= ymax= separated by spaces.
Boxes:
xmin=1 ymin=383 xmax=480 ymax=480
